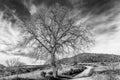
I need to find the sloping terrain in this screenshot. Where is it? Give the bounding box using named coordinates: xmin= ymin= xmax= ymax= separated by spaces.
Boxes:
xmin=1 ymin=53 xmax=120 ymax=79
xmin=2 ymin=64 xmax=120 ymax=80
xmin=58 ymin=53 xmax=120 ymax=65
xmin=2 ymin=53 xmax=120 ymax=76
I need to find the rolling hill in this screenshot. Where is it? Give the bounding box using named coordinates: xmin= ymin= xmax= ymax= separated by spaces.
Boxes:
xmin=58 ymin=53 xmax=120 ymax=65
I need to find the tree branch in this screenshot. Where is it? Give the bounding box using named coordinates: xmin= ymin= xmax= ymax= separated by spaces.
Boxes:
xmin=27 ymin=30 xmax=51 ymax=53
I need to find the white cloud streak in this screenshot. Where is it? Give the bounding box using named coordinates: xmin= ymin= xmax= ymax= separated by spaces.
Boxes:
xmin=1 ymin=3 xmax=120 ymax=65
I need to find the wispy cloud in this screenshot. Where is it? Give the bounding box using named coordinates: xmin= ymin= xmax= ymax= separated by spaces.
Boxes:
xmin=0 ymin=0 xmax=120 ymax=65
xmin=0 ymin=12 xmax=20 ymax=51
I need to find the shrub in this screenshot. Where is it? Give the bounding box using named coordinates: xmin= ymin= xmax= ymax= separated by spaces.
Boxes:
xmin=62 ymin=68 xmax=86 ymax=77
xmin=41 ymin=71 xmax=46 ymax=77
xmin=48 ymin=71 xmax=53 ymax=76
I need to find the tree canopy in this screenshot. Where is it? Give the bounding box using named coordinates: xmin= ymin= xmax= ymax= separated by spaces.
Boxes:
xmin=3 ymin=3 xmax=94 ymax=77
xmin=15 ymin=4 xmax=93 ymax=60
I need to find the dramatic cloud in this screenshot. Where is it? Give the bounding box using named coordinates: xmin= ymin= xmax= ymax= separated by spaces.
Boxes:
xmin=0 ymin=0 xmax=30 ymax=21
xmin=33 ymin=0 xmax=72 ymax=8
xmin=0 ymin=0 xmax=120 ymax=65
xmin=78 ymin=0 xmax=115 ymax=15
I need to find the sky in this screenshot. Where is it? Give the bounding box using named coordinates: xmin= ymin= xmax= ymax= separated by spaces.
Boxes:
xmin=0 ymin=0 xmax=120 ymax=65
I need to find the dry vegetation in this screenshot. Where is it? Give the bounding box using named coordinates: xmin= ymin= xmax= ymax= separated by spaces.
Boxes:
xmin=1 ymin=62 xmax=120 ymax=80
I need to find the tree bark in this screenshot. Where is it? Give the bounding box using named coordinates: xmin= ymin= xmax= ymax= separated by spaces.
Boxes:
xmin=51 ymin=50 xmax=58 ymax=77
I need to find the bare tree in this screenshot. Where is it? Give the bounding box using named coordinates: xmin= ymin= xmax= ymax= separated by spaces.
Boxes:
xmin=5 ymin=58 xmax=26 ymax=77
xmin=6 ymin=58 xmax=25 ymax=67
xmin=8 ymin=4 xmax=94 ymax=77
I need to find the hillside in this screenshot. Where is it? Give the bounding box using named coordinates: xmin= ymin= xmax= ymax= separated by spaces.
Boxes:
xmin=58 ymin=53 xmax=120 ymax=65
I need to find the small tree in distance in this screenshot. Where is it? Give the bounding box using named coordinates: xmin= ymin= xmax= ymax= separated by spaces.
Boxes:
xmin=11 ymin=4 xmax=94 ymax=77
xmin=6 ymin=58 xmax=25 ymax=67
xmin=5 ymin=58 xmax=26 ymax=76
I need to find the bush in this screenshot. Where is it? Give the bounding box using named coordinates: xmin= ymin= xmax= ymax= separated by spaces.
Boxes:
xmin=62 ymin=68 xmax=86 ymax=77
xmin=48 ymin=71 xmax=53 ymax=76
xmin=41 ymin=71 xmax=46 ymax=77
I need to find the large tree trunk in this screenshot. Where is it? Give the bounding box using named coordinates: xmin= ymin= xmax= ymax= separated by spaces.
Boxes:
xmin=51 ymin=51 xmax=58 ymax=77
